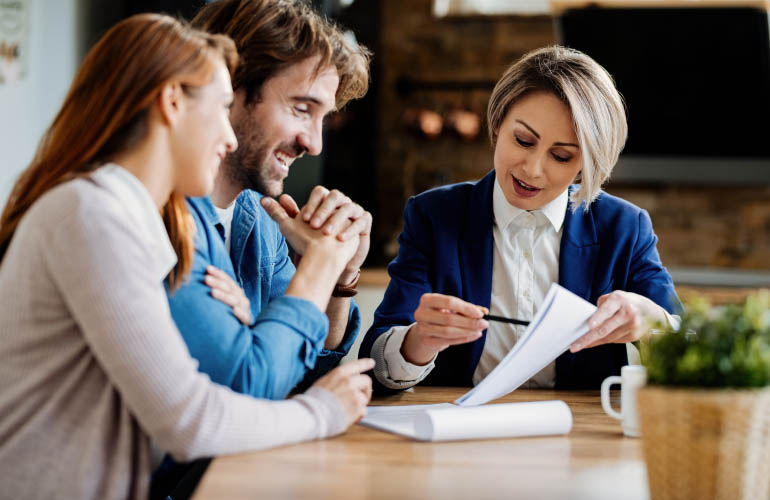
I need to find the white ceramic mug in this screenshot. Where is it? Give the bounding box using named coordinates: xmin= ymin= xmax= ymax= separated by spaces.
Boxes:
xmin=600 ymin=365 xmax=647 ymax=437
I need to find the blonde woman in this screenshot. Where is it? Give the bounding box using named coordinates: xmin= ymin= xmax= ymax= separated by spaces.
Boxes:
xmin=360 ymin=46 xmax=680 ymax=392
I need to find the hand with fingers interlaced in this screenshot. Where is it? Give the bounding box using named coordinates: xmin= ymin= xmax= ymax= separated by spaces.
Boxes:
xmin=297 ymin=186 xmax=372 ymax=283
xmin=261 ymin=187 xmax=371 ymax=285
xmin=260 ymin=195 xmax=359 ymax=268
xmin=259 ymin=194 xmax=359 ymax=313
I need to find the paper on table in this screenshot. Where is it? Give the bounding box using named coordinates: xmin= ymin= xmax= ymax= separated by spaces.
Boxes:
xmin=359 ymin=401 xmax=572 ymax=441
xmin=361 ymin=403 xmax=455 ymax=439
xmin=360 ymin=284 xmax=591 ymax=441
xmin=455 ymin=284 xmax=597 ymax=407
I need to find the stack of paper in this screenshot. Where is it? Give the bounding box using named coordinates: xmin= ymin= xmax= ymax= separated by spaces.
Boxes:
xmin=359 ymin=284 xmax=596 ymax=441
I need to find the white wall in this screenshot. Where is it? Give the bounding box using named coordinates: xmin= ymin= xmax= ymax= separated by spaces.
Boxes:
xmin=0 ymin=0 xmax=82 ymax=204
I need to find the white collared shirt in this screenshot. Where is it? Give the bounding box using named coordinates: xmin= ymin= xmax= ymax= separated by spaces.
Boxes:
xmin=472 ymin=179 xmax=568 ymax=387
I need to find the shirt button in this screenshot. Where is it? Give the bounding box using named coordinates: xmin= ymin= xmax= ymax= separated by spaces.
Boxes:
xmin=524 ymin=289 xmax=531 ymax=298
xmin=523 ymin=250 xmax=530 ymax=258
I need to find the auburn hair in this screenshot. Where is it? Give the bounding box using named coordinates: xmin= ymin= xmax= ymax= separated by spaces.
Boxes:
xmin=192 ymin=0 xmax=370 ymax=109
xmin=0 ymin=13 xmax=238 ymax=289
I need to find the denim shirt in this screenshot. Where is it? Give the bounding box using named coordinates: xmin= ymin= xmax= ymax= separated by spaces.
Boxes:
xmin=165 ymin=191 xmax=360 ymax=400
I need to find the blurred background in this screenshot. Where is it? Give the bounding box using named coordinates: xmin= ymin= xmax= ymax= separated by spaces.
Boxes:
xmin=2 ymin=0 xmax=770 ymax=290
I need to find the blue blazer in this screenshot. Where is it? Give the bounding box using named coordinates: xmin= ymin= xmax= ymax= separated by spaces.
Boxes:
xmin=359 ymin=170 xmax=679 ymax=390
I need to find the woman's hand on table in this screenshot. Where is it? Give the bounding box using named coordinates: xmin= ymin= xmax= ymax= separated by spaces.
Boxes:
xmin=570 ymin=290 xmax=667 ymax=352
xmin=312 ymin=358 xmax=375 ymax=426
xmin=401 ymin=293 xmax=489 ymax=366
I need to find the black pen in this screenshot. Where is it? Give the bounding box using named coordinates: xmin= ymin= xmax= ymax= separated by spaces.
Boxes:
xmin=483 ymin=314 xmax=530 ymax=327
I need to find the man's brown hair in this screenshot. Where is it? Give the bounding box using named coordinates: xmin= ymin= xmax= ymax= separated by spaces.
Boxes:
xmin=192 ymin=0 xmax=370 ymax=109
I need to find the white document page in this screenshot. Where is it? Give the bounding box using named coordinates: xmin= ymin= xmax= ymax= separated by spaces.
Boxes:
xmin=359 ymin=401 xmax=572 ymax=441
xmin=455 ymin=283 xmax=596 ymax=407
xmin=361 ymin=403 xmax=455 ymax=439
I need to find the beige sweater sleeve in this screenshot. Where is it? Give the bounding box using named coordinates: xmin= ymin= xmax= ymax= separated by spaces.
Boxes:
xmin=41 ymin=197 xmax=346 ymax=461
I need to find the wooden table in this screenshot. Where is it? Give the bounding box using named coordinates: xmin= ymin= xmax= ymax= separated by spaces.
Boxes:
xmin=193 ymin=387 xmax=649 ymax=499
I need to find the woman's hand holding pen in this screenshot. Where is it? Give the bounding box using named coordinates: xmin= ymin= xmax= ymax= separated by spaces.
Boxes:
xmin=570 ymin=290 xmax=668 ymax=352
xmin=401 ymin=293 xmax=489 ymax=366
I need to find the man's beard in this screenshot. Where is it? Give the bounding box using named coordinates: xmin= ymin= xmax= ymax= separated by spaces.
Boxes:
xmin=225 ymin=114 xmax=282 ymax=198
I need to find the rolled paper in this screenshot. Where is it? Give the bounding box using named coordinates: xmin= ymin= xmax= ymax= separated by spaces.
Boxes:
xmin=361 ymin=400 xmax=573 ymax=442
xmin=414 ymin=400 xmax=573 ymax=441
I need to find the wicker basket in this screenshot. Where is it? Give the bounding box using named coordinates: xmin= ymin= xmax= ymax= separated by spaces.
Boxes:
xmin=637 ymin=386 xmax=770 ymax=500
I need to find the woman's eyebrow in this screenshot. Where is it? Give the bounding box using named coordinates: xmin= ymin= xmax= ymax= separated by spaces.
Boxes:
xmin=515 ymin=119 xmax=540 ymax=139
xmin=516 ymin=118 xmax=579 ymax=148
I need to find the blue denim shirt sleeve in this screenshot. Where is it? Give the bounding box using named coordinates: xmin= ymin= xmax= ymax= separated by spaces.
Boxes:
xmin=296 ymin=300 xmax=361 ymax=391
xmin=262 ymin=200 xmax=361 ymax=389
xmin=166 ymin=197 xmax=329 ymax=401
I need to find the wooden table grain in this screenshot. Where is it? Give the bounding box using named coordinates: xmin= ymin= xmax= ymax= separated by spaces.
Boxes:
xmin=193 ymin=387 xmax=649 ymax=499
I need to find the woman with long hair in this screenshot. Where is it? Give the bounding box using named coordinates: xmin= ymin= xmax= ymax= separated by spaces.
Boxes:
xmin=0 ymin=14 xmax=372 ymax=499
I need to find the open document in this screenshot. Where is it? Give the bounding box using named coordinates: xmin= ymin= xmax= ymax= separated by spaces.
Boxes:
xmin=455 ymin=283 xmax=596 ymax=406
xmin=359 ymin=284 xmax=595 ymax=441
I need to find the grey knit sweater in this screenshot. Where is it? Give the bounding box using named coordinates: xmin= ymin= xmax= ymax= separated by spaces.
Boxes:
xmin=0 ymin=165 xmax=345 ymax=499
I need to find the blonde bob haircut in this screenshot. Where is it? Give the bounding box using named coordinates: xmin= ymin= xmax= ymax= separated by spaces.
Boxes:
xmin=487 ymin=46 xmax=627 ymax=211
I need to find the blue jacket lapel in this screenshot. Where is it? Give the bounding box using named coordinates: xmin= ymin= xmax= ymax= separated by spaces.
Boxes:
xmin=457 ymin=170 xmax=496 ymax=382
xmin=558 ymin=190 xmax=599 ymax=302
xmin=458 ymin=170 xmax=495 ymax=308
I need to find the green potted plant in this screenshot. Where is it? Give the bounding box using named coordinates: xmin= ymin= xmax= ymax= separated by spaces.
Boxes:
xmin=638 ymin=291 xmax=770 ymax=500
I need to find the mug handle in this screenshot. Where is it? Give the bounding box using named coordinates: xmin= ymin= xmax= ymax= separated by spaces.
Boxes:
xmin=601 ymin=376 xmax=623 ymax=420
